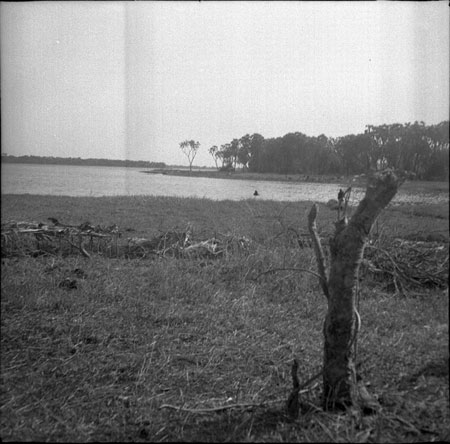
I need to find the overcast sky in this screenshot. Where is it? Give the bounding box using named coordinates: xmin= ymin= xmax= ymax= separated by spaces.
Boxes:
xmin=1 ymin=1 xmax=448 ymax=167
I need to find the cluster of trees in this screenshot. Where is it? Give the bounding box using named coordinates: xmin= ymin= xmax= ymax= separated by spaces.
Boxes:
xmin=205 ymin=121 xmax=449 ymax=180
xmin=1 ymin=154 xmax=166 ymax=169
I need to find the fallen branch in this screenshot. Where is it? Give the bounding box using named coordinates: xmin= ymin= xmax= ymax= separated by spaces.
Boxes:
xmin=159 ymin=384 xmax=319 ymax=414
xmin=66 ymin=238 xmax=91 ymax=258
xmin=159 ymin=401 xmax=276 ymax=413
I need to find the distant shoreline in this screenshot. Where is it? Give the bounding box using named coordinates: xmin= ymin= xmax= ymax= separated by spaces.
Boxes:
xmin=1 ymin=155 xmax=166 ymax=169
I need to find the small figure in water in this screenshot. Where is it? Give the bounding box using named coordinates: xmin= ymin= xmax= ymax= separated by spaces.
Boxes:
xmin=253 ymin=190 xmax=259 ymax=196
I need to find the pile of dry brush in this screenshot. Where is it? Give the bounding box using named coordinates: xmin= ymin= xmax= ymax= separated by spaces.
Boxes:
xmin=1 ymin=218 xmax=250 ymax=260
xmin=362 ymin=237 xmax=448 ymax=292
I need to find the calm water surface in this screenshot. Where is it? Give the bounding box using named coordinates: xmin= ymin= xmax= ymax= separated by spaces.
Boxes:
xmin=1 ymin=163 xmax=447 ymax=204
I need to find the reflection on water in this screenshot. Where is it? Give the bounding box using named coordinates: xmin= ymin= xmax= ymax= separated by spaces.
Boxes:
xmin=1 ymin=163 xmax=447 ymax=205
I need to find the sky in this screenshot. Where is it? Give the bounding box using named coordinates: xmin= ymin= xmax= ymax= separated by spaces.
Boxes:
xmin=1 ymin=1 xmax=449 ymax=167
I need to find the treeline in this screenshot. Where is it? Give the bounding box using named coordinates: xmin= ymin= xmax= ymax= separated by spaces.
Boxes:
xmin=1 ymin=154 xmax=166 ymax=169
xmin=208 ymin=121 xmax=449 ymax=180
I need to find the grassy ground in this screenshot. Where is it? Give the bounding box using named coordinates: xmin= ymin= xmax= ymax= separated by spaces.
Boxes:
xmin=1 ymin=192 xmax=449 ymax=442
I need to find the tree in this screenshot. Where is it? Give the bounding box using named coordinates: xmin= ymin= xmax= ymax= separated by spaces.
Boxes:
xmin=229 ymin=138 xmax=240 ymax=169
xmin=278 ymin=133 xmax=298 ymax=174
xmin=179 ymin=140 xmax=200 ymax=172
xmin=215 ymin=149 xmax=226 ymax=169
xmin=258 ymin=138 xmax=281 ymax=173
xmin=219 ymin=143 xmax=234 ymax=170
xmin=335 ymin=134 xmax=370 ymax=176
xmin=308 ymin=169 xmax=401 ymax=411
xmin=424 ymin=121 xmax=449 ymax=180
xmin=208 ymin=145 xmax=220 ymax=170
xmin=237 ymin=134 xmax=252 ymax=170
xmin=247 ymin=133 xmax=265 ymax=172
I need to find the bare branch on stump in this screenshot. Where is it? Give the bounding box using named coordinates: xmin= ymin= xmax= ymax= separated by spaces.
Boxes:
xmin=307 ymin=204 xmax=329 ymax=299
xmin=309 ymin=169 xmax=401 ymax=412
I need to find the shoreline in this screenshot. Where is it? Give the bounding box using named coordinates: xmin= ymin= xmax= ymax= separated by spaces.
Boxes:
xmin=141 ymin=168 xmax=361 ymax=185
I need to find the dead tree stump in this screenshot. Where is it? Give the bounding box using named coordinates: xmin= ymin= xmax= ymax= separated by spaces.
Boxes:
xmin=308 ymin=169 xmax=401 ymax=411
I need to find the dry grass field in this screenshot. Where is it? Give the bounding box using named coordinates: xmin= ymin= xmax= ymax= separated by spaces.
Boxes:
xmin=1 ymin=187 xmax=448 ymax=442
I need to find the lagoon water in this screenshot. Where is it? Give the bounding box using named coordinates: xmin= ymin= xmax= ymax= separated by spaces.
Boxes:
xmin=1 ymin=162 xmax=447 ymax=205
